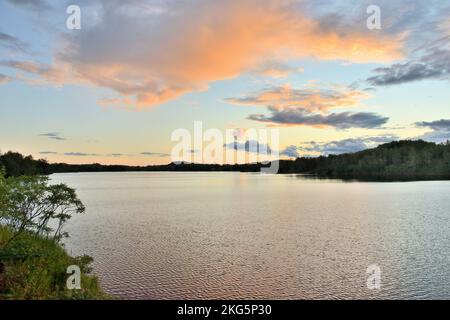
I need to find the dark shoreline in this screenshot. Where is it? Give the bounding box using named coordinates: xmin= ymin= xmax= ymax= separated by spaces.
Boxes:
xmin=2 ymin=139 xmax=450 ymax=182
xmin=50 ymin=170 xmax=450 ymax=183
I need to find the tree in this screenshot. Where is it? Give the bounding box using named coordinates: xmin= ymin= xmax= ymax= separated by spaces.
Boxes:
xmin=0 ymin=170 xmax=85 ymax=247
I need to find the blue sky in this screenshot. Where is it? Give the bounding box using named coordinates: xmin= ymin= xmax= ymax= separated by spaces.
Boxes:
xmin=0 ymin=0 xmax=449 ymax=164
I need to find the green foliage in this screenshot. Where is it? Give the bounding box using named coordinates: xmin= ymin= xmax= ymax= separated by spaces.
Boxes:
xmin=0 ymin=152 xmax=50 ymax=177
xmin=278 ymin=140 xmax=450 ymax=180
xmin=0 ymin=226 xmax=107 ymax=299
xmin=0 ymin=172 xmax=85 ymax=244
xmin=0 ymin=171 xmax=107 ymax=300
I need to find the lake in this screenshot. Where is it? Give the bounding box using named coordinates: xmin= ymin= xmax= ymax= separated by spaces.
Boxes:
xmin=50 ymin=172 xmax=450 ymax=299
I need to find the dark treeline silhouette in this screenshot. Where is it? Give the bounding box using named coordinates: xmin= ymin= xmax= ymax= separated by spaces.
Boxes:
xmin=1 ymin=140 xmax=450 ymax=181
xmin=0 ymin=151 xmax=265 ymax=176
xmin=49 ymin=162 xmax=265 ymax=174
xmin=0 ymin=151 xmax=51 ymax=177
xmin=277 ymin=140 xmax=450 ymax=180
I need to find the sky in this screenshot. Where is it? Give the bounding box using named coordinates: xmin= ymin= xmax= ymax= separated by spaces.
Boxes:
xmin=0 ymin=0 xmax=449 ymax=165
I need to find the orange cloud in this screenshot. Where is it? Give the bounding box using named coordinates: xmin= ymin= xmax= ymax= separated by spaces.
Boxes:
xmin=0 ymin=60 xmax=71 ymax=85
xmin=251 ymin=61 xmax=304 ymax=78
xmin=226 ymin=84 xmax=371 ymax=112
xmin=56 ymin=0 xmax=404 ymax=108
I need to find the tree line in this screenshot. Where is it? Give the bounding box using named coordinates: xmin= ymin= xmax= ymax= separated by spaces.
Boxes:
xmin=1 ymin=140 xmax=450 ymax=181
xmin=277 ymin=140 xmax=450 ymax=180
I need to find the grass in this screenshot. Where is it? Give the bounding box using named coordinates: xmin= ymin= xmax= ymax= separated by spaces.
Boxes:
xmin=0 ymin=225 xmax=110 ymax=300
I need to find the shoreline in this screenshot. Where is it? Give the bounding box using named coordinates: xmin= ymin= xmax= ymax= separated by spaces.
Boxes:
xmin=49 ymin=171 xmax=450 ymax=183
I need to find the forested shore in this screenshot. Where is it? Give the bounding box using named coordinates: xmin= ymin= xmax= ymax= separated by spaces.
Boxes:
xmin=1 ymin=140 xmax=449 ymax=181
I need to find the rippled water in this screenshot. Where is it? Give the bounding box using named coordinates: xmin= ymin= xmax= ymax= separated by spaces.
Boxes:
xmin=50 ymin=172 xmax=450 ymax=299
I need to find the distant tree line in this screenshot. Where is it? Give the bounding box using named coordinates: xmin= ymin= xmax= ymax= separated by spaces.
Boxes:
xmin=0 ymin=151 xmax=265 ymax=177
xmin=1 ymin=140 xmax=450 ymax=181
xmin=277 ymin=140 xmax=450 ymax=180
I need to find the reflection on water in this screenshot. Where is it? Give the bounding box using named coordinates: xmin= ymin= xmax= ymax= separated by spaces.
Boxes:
xmin=51 ymin=172 xmax=450 ymax=299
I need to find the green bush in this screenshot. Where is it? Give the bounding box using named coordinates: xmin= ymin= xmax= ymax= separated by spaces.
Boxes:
xmin=0 ymin=170 xmax=108 ymax=300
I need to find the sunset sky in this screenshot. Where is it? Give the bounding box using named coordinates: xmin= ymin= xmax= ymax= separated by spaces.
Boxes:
xmin=0 ymin=0 xmax=449 ymax=165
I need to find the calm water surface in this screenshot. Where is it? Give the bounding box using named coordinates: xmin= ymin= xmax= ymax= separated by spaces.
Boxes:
xmin=50 ymin=172 xmax=450 ymax=299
